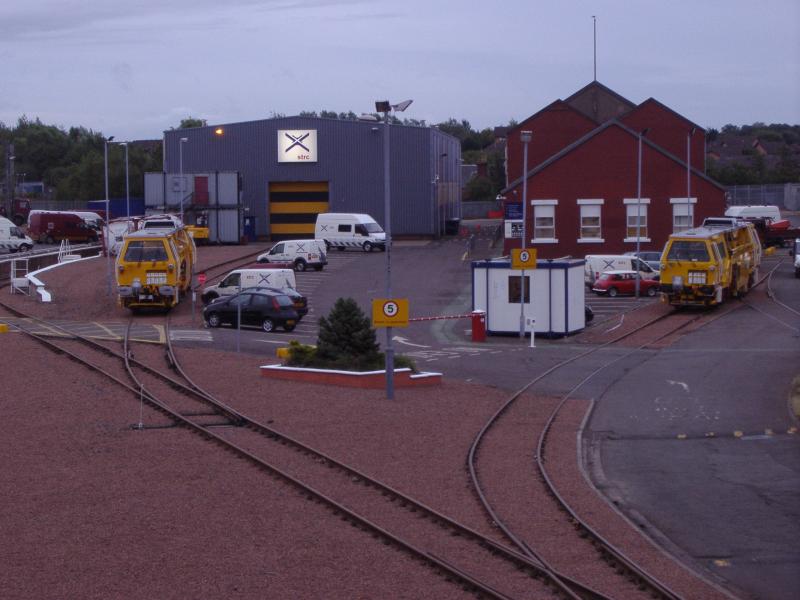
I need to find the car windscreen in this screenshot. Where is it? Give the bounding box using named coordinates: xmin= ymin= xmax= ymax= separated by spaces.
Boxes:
xmin=124 ymin=240 xmax=168 ymax=262
xmin=666 ymin=241 xmax=710 ymax=262
xmin=364 ymin=222 xmax=383 ymax=233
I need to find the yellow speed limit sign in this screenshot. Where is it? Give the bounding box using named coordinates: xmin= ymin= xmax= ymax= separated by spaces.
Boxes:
xmin=372 ymin=298 xmax=409 ymax=328
xmin=511 ymin=248 xmax=537 ymax=270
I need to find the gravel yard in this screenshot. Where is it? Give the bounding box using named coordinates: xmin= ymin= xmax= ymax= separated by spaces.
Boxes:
xmin=0 ymin=246 xmax=730 ymax=598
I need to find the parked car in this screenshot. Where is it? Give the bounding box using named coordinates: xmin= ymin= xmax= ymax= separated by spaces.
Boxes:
xmin=203 ymin=290 xmax=299 ymax=332
xmin=201 ymin=268 xmax=297 ymax=305
xmin=238 ymin=285 xmax=308 ymax=320
xmin=592 ymin=270 xmax=660 ymax=297
xmin=623 ymin=250 xmax=662 ymax=272
xmin=584 ymin=254 xmax=658 ymax=287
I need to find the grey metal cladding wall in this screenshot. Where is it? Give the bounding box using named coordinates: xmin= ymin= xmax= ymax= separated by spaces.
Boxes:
xmin=144 ymin=173 xmax=165 ymax=208
xmin=165 ymin=117 xmax=451 ymax=237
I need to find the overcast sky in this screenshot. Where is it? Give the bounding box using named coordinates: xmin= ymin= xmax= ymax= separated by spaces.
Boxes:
xmin=2 ymin=0 xmax=798 ymax=141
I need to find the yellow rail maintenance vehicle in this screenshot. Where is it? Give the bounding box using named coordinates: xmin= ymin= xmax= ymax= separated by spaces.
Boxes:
xmin=659 ymin=218 xmax=761 ymax=307
xmin=115 ymin=226 xmax=196 ymax=311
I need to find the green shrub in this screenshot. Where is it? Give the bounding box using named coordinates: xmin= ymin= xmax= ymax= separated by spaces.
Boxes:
xmin=284 ymin=298 xmax=418 ymax=373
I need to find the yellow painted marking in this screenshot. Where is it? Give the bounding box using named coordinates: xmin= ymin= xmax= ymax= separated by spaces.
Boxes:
xmin=713 ymin=559 xmax=731 ymax=567
xmin=94 ymin=322 xmax=122 ymax=341
xmin=269 ymin=201 xmax=329 ymax=214
xmin=0 ymin=323 xmax=8 ymax=333
xmin=270 ymin=223 xmax=316 ymax=234
xmin=677 ymin=434 xmax=687 ymax=440
xmin=154 ymin=325 xmax=166 ymax=345
xmin=29 ymin=320 xmax=70 ymax=338
xmin=734 ymin=430 xmax=743 ymax=438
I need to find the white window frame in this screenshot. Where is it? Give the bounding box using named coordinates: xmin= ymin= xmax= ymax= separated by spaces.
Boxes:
xmin=531 ymin=199 xmax=558 ymax=243
xmin=577 ymin=199 xmax=604 ymax=243
xmin=670 ymin=197 xmax=697 ymax=233
xmin=623 ymin=198 xmax=650 ymax=242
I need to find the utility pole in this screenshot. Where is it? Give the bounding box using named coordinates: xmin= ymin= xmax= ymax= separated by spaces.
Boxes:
xmin=4 ymin=143 xmax=14 ymax=218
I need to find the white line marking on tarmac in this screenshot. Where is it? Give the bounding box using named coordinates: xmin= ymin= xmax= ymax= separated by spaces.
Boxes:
xmin=667 ymin=380 xmax=690 ymax=393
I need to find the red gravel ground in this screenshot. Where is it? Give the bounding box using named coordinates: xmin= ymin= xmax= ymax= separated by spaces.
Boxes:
xmin=0 ymin=248 xmax=732 ymax=599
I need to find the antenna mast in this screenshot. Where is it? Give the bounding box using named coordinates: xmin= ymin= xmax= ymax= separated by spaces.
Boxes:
xmin=592 ymin=15 xmax=597 ymax=81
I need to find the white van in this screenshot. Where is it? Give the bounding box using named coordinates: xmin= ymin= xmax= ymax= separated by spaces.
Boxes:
xmin=584 ymin=254 xmax=658 ymax=287
xmin=0 ymin=216 xmax=34 ymax=253
xmin=314 ymin=213 xmax=386 ymax=252
xmin=724 ymin=205 xmax=781 ymax=222
xmin=257 ymin=239 xmax=327 ymax=271
xmin=201 ymin=268 xmax=297 ymax=304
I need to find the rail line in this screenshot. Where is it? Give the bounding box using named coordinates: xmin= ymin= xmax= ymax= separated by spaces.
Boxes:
xmin=467 ymin=259 xmax=788 ymax=600
xmin=1 ymin=303 xmax=598 ymax=599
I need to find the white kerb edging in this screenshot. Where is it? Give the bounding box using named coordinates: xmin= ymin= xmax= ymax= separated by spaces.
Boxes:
xmin=27 ymin=252 xmax=103 ymax=303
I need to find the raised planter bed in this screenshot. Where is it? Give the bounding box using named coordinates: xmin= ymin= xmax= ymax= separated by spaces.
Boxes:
xmin=260 ymin=364 xmax=442 ymax=388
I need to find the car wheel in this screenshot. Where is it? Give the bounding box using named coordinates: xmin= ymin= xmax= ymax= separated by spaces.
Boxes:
xmin=284 ymin=323 xmax=296 ymax=332
xmin=206 ymin=312 xmax=221 ymax=328
xmin=294 ymin=259 xmax=307 ymax=272
xmin=608 ymin=287 xmax=618 ymax=297
xmin=363 ymin=241 xmax=373 ymax=252
xmin=45 ymin=235 xmax=55 ymax=244
xmin=262 ymin=318 xmax=275 ymax=333
xmin=646 ymin=286 xmax=657 ymax=297
xmin=20 ymin=243 xmax=32 ymax=252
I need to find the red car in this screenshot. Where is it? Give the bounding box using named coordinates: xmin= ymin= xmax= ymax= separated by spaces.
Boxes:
xmin=592 ymin=270 xmax=660 ymax=297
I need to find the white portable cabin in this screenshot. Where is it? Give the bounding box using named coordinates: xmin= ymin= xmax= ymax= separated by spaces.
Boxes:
xmin=472 ymin=258 xmax=586 ymax=336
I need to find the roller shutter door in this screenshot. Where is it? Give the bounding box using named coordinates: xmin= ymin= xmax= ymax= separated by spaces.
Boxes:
xmin=268 ymin=182 xmax=329 ymax=241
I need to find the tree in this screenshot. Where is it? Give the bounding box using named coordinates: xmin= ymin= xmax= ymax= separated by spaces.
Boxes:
xmin=179 ymin=117 xmax=207 ymax=129
xmin=316 ymin=298 xmax=381 ymax=369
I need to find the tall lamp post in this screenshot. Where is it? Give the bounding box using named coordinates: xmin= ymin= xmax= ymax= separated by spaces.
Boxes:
xmin=104 ymin=135 xmax=114 ymax=295
xmin=179 ymin=137 xmax=188 ymax=224
xmin=519 ymin=130 xmax=532 ymax=338
xmin=375 ymin=98 xmax=413 ymax=400
xmin=120 ymin=142 xmax=130 ymax=220
xmin=635 ymin=128 xmax=649 ymax=298
xmin=687 ymin=127 xmax=696 ymax=230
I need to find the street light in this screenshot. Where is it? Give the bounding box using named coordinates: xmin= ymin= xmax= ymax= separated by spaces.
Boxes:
xmin=120 ymin=143 xmax=130 ymax=219
xmin=687 ymin=127 xmax=697 ymax=230
xmin=104 ymin=135 xmax=115 ymax=295
xmin=179 ymin=137 xmax=188 ymax=224
xmin=519 ymin=130 xmax=532 ymax=339
xmin=375 ymin=98 xmax=413 ymax=400
xmin=635 ymin=128 xmax=649 ymax=299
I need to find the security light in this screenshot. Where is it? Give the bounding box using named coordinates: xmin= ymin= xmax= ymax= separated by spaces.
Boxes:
xmin=375 ymin=101 xmax=391 ymax=113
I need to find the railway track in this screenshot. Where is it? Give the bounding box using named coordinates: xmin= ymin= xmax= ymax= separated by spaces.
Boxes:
xmin=466 ymin=258 xmax=791 ymax=600
xmin=0 ymin=302 xmax=605 ymax=599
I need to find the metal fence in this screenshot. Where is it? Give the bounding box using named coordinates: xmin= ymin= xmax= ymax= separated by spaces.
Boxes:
xmin=726 ymin=183 xmax=800 ymax=211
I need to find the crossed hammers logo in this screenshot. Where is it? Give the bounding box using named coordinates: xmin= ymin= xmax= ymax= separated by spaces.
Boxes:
xmin=284 ymin=132 xmax=310 ymax=153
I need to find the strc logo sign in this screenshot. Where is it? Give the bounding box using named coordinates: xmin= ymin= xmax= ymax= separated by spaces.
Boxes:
xmin=278 ymin=130 xmax=318 ymax=163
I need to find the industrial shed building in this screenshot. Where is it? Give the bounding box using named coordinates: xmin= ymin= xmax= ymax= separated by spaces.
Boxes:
xmin=149 ymin=116 xmax=461 ymax=242
xmin=502 ymin=81 xmax=726 ymax=258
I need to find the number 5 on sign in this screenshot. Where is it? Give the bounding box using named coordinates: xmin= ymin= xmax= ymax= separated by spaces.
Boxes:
xmin=511 ymin=248 xmax=537 ymax=270
xmin=372 ymin=298 xmax=409 ymax=328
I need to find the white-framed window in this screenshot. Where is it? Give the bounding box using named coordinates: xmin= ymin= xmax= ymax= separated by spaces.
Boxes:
xmin=670 ymin=197 xmax=696 ymax=233
xmin=532 ymin=199 xmax=558 ymax=243
xmin=623 ymin=198 xmax=650 ymax=242
xmin=577 ymin=199 xmax=603 ymax=242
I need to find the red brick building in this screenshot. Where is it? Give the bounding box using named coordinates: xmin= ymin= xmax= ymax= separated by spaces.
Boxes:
xmin=502 ymin=82 xmax=726 ymax=258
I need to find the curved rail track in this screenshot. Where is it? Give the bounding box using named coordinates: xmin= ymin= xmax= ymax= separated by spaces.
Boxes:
xmin=466 ymin=259 xmax=789 ymax=600
xmin=0 ymin=302 xmax=603 ymax=599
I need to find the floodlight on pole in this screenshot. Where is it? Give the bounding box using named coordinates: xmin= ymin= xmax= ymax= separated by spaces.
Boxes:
xmin=519 ymin=130 xmax=532 ymax=338
xmin=104 ymin=136 xmax=114 ymax=295
xmin=376 ymin=97 xmax=412 ymax=400
xmin=179 ymin=137 xmax=188 ymax=225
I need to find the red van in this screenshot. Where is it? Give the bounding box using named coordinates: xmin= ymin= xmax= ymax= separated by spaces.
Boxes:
xmin=28 ymin=211 xmax=99 ymax=244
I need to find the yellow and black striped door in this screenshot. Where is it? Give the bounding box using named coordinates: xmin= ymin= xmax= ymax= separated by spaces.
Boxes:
xmin=268 ymin=182 xmax=329 ymax=241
